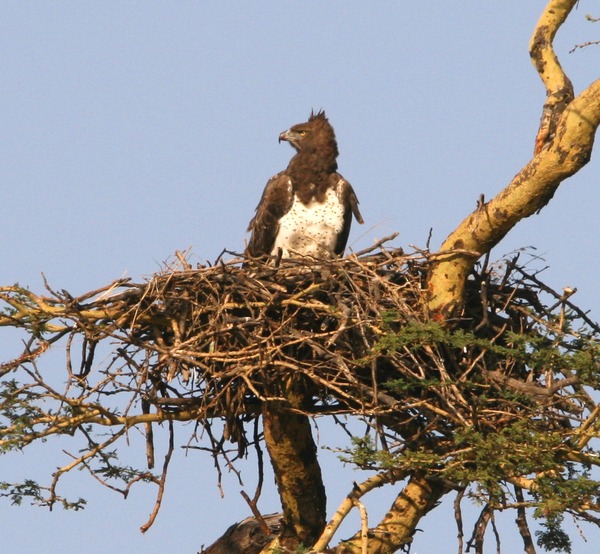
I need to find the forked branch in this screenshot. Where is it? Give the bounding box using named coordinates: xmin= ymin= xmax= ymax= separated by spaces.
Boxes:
xmin=427 ymin=0 xmax=600 ymax=317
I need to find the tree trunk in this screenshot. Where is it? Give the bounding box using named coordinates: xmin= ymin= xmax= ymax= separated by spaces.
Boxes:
xmin=262 ymin=394 xmax=327 ymax=549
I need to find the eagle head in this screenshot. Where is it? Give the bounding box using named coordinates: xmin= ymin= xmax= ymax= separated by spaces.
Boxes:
xmin=279 ymin=110 xmax=339 ymax=161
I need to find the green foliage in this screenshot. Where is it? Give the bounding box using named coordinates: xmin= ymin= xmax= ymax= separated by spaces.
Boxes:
xmin=341 ymin=313 xmax=600 ymax=552
xmin=451 ymin=420 xmax=563 ymax=481
xmin=376 ymin=317 xmax=449 ymax=351
xmin=0 ymin=379 xmax=47 ymax=452
xmin=384 ymin=376 xmax=442 ymax=395
xmin=0 ymin=480 xmax=86 ymax=511
xmin=342 ymin=419 xmax=567 ymax=489
xmin=0 ymin=284 xmax=53 ymax=337
xmin=568 ymin=339 xmax=600 ymax=387
xmin=341 ymin=435 xmax=378 ymax=468
xmin=376 ymin=313 xmax=600 ymax=376
xmin=535 ymin=515 xmax=572 ymax=554
xmin=0 ymin=479 xmax=42 ymax=506
xmin=533 ymin=467 xmax=600 ymax=518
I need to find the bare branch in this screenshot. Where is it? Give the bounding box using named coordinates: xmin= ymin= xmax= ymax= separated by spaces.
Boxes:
xmin=514 ymin=486 xmax=537 ymax=554
xmin=335 ymin=474 xmax=451 ymax=554
xmin=313 ymin=470 xmax=406 ymax=551
xmin=140 ymin=420 xmax=174 ymax=533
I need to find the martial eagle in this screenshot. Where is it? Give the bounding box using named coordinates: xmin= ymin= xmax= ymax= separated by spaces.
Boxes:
xmin=246 ymin=111 xmax=363 ymax=260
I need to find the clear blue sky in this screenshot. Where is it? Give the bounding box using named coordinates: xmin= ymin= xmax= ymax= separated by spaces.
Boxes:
xmin=1 ymin=2 xmax=599 ymax=553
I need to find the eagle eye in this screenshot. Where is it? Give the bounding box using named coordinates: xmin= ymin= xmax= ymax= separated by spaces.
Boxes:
xmin=298 ymin=130 xmax=307 ymax=136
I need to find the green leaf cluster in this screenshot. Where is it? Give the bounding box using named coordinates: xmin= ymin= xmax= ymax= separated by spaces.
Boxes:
xmin=0 ymin=379 xmax=46 ymax=452
xmin=0 ymin=480 xmax=86 ymax=511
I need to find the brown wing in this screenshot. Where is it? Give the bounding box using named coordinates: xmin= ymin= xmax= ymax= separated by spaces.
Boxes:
xmin=246 ymin=171 xmax=294 ymax=258
xmin=334 ymin=174 xmax=364 ymax=256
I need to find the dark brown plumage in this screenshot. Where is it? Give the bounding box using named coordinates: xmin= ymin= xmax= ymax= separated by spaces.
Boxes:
xmin=246 ymin=111 xmax=363 ymax=260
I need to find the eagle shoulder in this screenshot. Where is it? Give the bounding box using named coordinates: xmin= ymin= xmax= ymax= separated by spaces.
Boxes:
xmin=246 ymin=171 xmax=293 ymax=258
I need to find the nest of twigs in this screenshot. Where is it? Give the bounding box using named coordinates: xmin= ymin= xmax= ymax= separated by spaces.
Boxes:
xmin=3 ymin=240 xmax=594 ymax=452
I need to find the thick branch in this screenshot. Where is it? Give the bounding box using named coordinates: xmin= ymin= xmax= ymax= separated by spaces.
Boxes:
xmin=530 ymin=0 xmax=576 ymax=154
xmin=427 ymin=0 xmax=599 ymax=318
xmin=313 ymin=470 xmax=407 ymax=552
xmin=335 ymin=473 xmax=449 ymax=554
xmin=428 ymin=80 xmax=600 ymax=316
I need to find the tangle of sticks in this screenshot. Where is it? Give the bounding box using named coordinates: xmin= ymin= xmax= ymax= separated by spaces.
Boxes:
xmin=1 ymin=242 xmax=595 ymax=455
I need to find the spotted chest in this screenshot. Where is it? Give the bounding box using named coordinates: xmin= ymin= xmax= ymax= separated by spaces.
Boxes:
xmin=272 ymin=180 xmax=346 ymax=258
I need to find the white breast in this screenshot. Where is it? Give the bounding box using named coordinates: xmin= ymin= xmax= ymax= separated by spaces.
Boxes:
xmin=272 ymin=183 xmax=345 ymax=258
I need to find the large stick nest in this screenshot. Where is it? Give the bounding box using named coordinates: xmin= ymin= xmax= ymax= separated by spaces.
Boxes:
xmin=2 ymin=241 xmax=595 ymax=454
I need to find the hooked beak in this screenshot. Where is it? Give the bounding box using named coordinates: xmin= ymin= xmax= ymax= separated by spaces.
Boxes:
xmin=278 ymin=129 xmax=292 ymax=144
xmin=278 ymin=129 xmax=301 ymax=151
